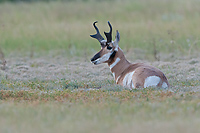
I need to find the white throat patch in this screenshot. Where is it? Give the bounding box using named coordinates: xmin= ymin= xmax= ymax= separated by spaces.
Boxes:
xmin=109 ymin=57 xmax=120 ymax=70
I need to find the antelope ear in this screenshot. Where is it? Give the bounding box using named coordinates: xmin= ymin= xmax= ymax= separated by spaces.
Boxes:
xmin=113 ymin=30 xmax=120 ymax=47
xmin=115 ymin=30 xmax=120 ymax=43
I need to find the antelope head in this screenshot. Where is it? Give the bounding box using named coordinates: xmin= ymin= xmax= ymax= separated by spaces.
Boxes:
xmin=90 ymin=21 xmax=120 ymax=65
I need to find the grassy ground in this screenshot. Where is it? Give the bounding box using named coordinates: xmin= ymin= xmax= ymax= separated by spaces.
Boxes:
xmin=0 ymin=0 xmax=200 ymax=59
xmin=0 ymin=90 xmax=200 ymax=133
xmin=0 ymin=0 xmax=200 ymax=133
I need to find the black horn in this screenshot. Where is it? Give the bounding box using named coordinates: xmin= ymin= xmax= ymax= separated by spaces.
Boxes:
xmin=90 ymin=21 xmax=104 ymax=43
xmin=104 ymin=21 xmax=112 ymax=43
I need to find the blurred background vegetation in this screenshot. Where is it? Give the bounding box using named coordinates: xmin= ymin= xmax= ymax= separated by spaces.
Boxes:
xmin=0 ymin=0 xmax=199 ymax=60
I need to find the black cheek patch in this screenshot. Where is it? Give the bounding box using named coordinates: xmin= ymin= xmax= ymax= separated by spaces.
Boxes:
xmin=91 ymin=52 xmax=101 ymax=62
xmin=109 ymin=51 xmax=116 ymax=60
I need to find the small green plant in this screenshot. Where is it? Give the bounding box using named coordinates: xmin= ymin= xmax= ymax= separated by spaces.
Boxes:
xmin=0 ymin=46 xmax=6 ymax=70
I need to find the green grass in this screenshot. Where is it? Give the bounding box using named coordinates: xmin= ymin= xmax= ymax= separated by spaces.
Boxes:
xmin=0 ymin=0 xmax=200 ymax=59
xmin=0 ymin=89 xmax=200 ymax=133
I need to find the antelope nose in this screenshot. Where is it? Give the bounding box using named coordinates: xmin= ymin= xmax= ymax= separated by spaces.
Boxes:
xmin=91 ymin=52 xmax=100 ymax=62
xmin=91 ymin=57 xmax=95 ymax=62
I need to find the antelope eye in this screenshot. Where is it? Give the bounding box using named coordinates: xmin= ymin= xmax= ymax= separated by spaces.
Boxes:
xmin=107 ymin=46 xmax=112 ymax=50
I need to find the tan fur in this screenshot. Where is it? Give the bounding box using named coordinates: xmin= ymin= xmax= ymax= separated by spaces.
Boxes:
xmin=108 ymin=48 xmax=169 ymax=88
xmin=100 ymin=47 xmax=111 ymax=56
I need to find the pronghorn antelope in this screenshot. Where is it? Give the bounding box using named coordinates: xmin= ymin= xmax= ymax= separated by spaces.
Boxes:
xmin=90 ymin=21 xmax=169 ymax=89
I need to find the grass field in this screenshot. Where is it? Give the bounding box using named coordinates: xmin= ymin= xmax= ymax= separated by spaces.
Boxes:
xmin=0 ymin=0 xmax=200 ymax=59
xmin=0 ymin=0 xmax=200 ymax=133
